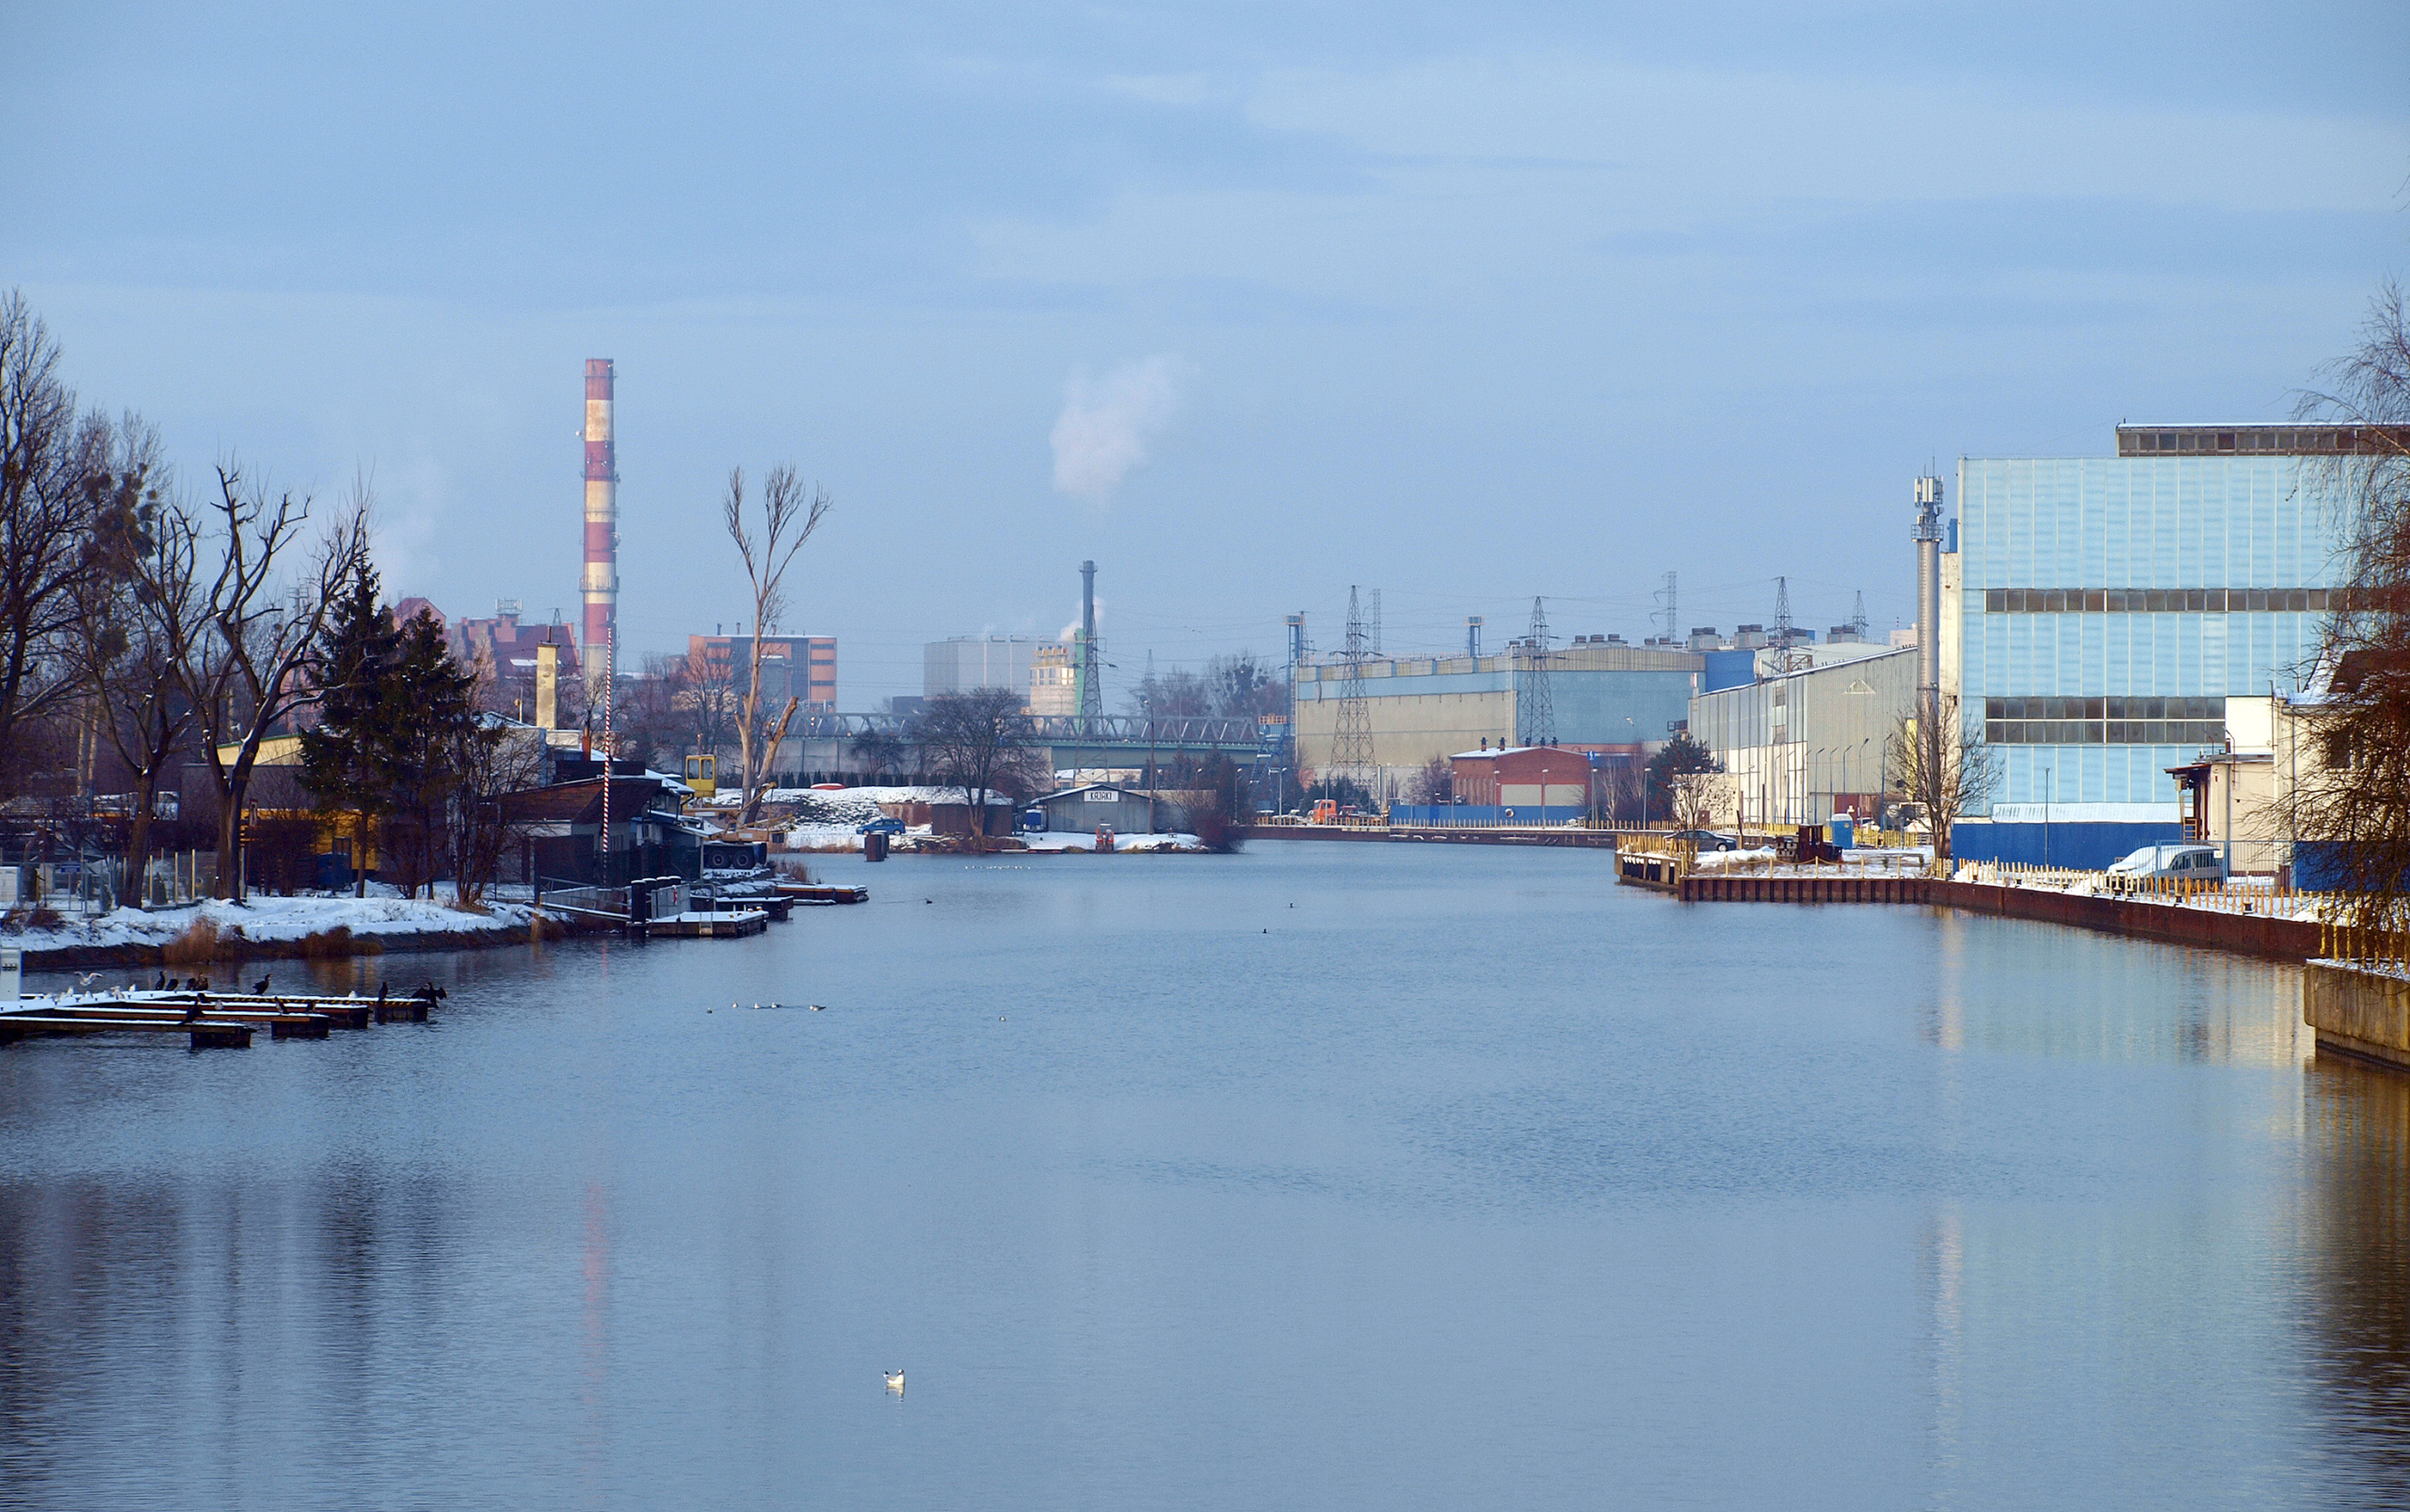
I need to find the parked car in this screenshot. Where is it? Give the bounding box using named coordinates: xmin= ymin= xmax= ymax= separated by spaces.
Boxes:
xmin=858 ymin=816 xmax=907 ymax=835
xmin=1666 ymin=828 xmax=1739 ymax=851
xmin=2107 ymin=844 xmax=2225 ymax=889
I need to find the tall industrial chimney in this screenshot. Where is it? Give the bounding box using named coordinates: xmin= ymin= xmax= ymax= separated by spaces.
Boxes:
xmin=582 ymin=360 xmax=619 ymax=692
xmin=1077 ymin=559 xmax=1102 ymax=726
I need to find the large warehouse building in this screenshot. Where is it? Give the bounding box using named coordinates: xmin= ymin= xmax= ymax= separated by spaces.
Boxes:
xmin=1293 ymin=639 xmax=1700 ymax=794
xmin=1687 ymin=642 xmax=1916 ymax=828
xmin=1941 ymin=422 xmax=2360 ymax=862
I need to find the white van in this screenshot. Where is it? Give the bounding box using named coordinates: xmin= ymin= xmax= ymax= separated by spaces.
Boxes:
xmin=2107 ymin=844 xmax=2225 ymax=889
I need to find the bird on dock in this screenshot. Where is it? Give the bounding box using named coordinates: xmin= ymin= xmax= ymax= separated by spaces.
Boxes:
xmin=153 ymin=973 xmax=167 ymax=989
xmin=884 ymin=1369 xmax=905 ymax=1392
xmin=252 ymin=974 xmax=270 ymax=995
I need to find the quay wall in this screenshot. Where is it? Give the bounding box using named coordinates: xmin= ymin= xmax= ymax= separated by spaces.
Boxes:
xmin=1662 ymin=868 xmax=2325 ymax=960
xmin=1242 ymin=825 xmax=1619 ymax=849
xmin=2305 ymin=963 xmax=2410 ymax=1070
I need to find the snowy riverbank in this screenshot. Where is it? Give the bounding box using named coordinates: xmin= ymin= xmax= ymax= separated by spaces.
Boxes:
xmin=7 ymin=894 xmax=556 ymax=969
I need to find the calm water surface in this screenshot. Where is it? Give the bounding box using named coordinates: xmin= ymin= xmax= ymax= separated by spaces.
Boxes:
xmin=3 ymin=844 xmax=2407 ymax=1510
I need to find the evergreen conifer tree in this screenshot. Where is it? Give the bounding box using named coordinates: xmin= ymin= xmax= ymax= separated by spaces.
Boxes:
xmin=298 ymin=559 xmax=401 ymax=894
xmin=380 ymin=609 xmax=481 ymax=897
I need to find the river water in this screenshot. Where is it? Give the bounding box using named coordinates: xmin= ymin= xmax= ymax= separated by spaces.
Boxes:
xmin=2 ymin=843 xmax=2405 ymax=1510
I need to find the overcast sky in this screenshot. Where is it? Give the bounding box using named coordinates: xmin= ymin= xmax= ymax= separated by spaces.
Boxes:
xmin=8 ymin=2 xmax=2405 ymax=706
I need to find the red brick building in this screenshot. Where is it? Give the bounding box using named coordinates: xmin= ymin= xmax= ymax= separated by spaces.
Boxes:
xmin=1450 ymin=745 xmax=1599 ymax=812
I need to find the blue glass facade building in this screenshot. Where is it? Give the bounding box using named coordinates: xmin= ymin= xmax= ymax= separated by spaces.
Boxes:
xmin=1953 ymin=425 xmax=2348 ymax=812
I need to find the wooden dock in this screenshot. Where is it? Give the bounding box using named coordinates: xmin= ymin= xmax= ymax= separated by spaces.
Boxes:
xmin=774 ymin=882 xmax=869 ymax=905
xmin=0 ymin=983 xmax=446 ymax=1050
xmin=646 ymin=909 xmax=770 ymax=939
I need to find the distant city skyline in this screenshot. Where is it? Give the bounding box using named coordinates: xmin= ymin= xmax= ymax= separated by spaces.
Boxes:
xmin=8 ymin=1 xmax=2402 ymax=707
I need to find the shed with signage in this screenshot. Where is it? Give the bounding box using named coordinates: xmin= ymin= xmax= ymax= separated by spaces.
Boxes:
xmin=1030 ymin=784 xmax=1170 ymax=835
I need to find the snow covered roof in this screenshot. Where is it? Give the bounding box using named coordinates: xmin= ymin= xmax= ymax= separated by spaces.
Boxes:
xmin=1448 ymin=745 xmax=1582 ymax=760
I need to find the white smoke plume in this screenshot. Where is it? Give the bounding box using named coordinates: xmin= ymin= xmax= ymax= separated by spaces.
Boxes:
xmin=1049 ymin=356 xmax=1185 ymax=504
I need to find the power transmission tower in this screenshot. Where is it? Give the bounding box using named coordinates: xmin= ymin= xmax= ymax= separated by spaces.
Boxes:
xmin=1773 ymin=575 xmax=1800 ymax=672
xmin=1849 ymin=590 xmax=1869 ymax=638
xmin=1333 ymin=587 xmax=1375 ymax=788
xmin=1368 ymin=588 xmax=1382 ymax=658
xmin=1515 ymin=596 xmax=1556 ymax=748
xmin=1652 ymin=571 xmax=1678 ymax=644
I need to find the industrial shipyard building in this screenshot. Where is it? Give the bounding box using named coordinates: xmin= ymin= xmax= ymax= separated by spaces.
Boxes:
xmin=1293 ymin=639 xmax=1699 ymax=791
xmin=1936 ymin=423 xmax=2359 ymax=862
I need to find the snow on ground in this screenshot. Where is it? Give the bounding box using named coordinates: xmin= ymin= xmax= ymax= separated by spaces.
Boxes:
xmin=8 ymin=893 xmax=537 ymax=957
xmin=1682 ymin=845 xmax=1931 ymax=873
xmin=780 ymin=823 xmax=1203 ymax=854
xmin=1020 ymin=831 xmax=1204 ymax=853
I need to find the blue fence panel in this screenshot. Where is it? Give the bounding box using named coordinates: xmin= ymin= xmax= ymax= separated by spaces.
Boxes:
xmin=1951 ymin=821 xmax=2181 ymax=871
xmin=1386 ymin=805 xmax=1590 ymax=827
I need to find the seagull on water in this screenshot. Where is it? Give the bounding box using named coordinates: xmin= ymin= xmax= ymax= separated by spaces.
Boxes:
xmin=810 ymin=1004 xmax=827 ymax=1012
xmin=884 ymin=1369 xmax=905 ymax=1392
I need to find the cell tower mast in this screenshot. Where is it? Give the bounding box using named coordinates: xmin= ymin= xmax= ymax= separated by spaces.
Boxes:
xmin=1333 ymin=587 xmax=1374 ymax=788
xmin=1515 ymin=596 xmax=1556 ymax=748
xmin=1913 ymin=476 xmax=1943 ymax=722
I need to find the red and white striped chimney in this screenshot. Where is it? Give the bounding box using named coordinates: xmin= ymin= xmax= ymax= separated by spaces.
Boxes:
xmin=581 ymin=359 xmax=617 ymax=686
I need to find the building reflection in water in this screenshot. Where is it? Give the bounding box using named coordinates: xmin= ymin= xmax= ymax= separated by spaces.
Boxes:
xmin=2302 ymin=1053 xmax=2410 ymax=1504
xmin=1924 ymin=911 xmax=2311 ymax=1068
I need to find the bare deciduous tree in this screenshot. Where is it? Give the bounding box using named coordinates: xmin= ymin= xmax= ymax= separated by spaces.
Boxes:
xmin=1671 ymin=771 xmax=1724 ymax=835
xmin=177 ymin=464 xmax=371 ymax=898
xmin=74 ymin=414 xmax=189 ymax=885
xmin=848 ymin=725 xmax=909 ymax=781
xmin=2287 ymin=281 xmax=2410 ymax=937
xmin=1885 ymin=692 xmax=1997 ymax=868
xmin=1406 ymin=755 xmax=1452 ymax=807
xmin=446 ymin=722 xmax=551 ymax=908
xmin=722 ymin=465 xmax=830 ymax=825
xmin=0 ymin=291 xmax=111 ymax=796
xmin=912 ymin=689 xmax=1042 ymax=846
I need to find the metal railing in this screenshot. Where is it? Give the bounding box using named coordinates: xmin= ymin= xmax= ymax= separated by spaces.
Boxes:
xmin=537 ymin=881 xmax=626 ymax=920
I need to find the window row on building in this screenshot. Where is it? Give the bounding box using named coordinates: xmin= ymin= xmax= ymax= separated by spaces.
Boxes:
xmin=1983 ymin=719 xmax=2229 ymax=748
xmin=1983 ymin=696 xmax=2225 ymax=722
xmin=1983 ymin=587 xmax=2329 ymax=614
xmin=2113 ymin=425 xmax=2405 ymax=456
